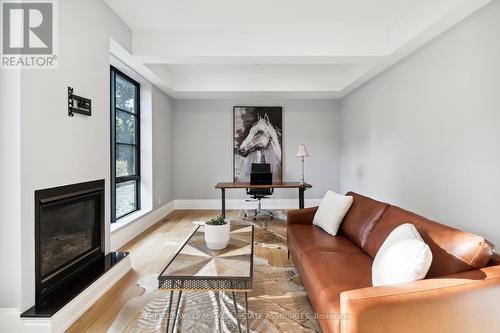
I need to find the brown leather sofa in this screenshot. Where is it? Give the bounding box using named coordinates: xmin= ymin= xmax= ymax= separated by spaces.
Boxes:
xmin=287 ymin=192 xmax=500 ymax=333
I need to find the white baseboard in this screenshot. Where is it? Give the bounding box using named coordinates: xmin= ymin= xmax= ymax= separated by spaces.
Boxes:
xmin=2 ymin=255 xmax=131 ymax=333
xmin=174 ymin=199 xmax=321 ymax=210
xmin=0 ymin=307 xmax=50 ymax=333
xmin=111 ymin=200 xmax=175 ymax=251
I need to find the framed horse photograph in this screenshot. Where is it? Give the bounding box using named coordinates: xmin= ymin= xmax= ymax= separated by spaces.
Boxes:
xmin=233 ymin=106 xmax=283 ymax=182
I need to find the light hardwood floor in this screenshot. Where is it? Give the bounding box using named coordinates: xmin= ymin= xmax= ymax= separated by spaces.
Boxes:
xmin=67 ymin=210 xmax=267 ymax=333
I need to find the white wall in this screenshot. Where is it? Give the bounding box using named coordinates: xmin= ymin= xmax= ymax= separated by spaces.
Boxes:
xmin=0 ymin=69 xmax=21 ymax=307
xmin=152 ymin=87 xmax=175 ymax=207
xmin=173 ymin=99 xmax=341 ymax=200
xmin=340 ymin=0 xmax=500 ymax=246
xmin=18 ymin=0 xmax=132 ymax=311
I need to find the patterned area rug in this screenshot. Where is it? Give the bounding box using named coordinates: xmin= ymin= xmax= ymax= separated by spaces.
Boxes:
xmin=108 ymin=211 xmax=321 ymax=333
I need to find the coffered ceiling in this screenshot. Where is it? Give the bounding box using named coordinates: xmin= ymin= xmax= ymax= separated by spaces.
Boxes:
xmin=105 ymin=0 xmax=490 ymax=98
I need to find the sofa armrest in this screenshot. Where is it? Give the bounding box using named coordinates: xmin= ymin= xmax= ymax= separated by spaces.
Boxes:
xmin=287 ymin=207 xmax=318 ymax=225
xmin=488 ymin=251 xmax=500 ymax=266
xmin=340 ymin=265 xmax=500 ymax=333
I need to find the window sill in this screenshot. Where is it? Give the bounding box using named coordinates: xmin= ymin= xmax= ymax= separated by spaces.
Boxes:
xmin=111 ymin=209 xmax=152 ymax=234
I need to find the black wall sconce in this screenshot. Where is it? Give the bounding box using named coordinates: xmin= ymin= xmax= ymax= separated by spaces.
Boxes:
xmin=68 ymin=87 xmax=92 ymax=117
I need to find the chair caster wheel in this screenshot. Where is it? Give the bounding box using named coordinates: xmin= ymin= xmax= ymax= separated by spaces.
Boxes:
xmin=244 ymin=214 xmax=247 ymax=217
xmin=270 ymin=216 xmax=273 ymax=219
xmin=254 ymin=218 xmax=257 ymax=221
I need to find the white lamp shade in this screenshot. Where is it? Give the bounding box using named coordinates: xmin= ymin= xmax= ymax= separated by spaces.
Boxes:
xmin=296 ymin=144 xmax=310 ymax=157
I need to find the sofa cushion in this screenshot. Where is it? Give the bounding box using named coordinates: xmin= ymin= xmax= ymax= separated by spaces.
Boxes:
xmin=341 ymin=192 xmax=389 ymax=248
xmin=364 ymin=206 xmax=494 ymax=277
xmin=287 ymin=206 xmax=318 ymax=225
xmin=298 ymin=251 xmax=373 ymax=333
xmin=288 ymin=224 xmax=365 ymax=261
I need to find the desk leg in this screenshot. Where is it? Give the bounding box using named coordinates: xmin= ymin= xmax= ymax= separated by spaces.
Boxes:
xmin=299 ymin=188 xmax=305 ymax=209
xmin=221 ymin=188 xmax=226 ymax=218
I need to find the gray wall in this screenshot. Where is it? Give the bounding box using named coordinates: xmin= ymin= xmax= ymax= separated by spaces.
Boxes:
xmin=152 ymin=87 xmax=175 ymax=208
xmin=340 ymin=1 xmax=500 ymax=246
xmin=174 ymin=99 xmax=341 ymax=200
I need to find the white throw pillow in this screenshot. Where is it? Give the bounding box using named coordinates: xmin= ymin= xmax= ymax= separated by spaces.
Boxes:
xmin=312 ymin=191 xmax=353 ymax=236
xmin=372 ymin=223 xmax=433 ymax=287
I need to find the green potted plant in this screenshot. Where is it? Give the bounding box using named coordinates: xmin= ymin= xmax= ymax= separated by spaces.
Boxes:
xmin=204 ymin=215 xmax=230 ymax=250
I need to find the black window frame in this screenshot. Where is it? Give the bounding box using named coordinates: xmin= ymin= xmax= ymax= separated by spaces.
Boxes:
xmin=110 ymin=66 xmax=141 ymax=222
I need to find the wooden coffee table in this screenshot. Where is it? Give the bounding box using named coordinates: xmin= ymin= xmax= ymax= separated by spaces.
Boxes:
xmin=158 ymin=223 xmax=254 ymax=333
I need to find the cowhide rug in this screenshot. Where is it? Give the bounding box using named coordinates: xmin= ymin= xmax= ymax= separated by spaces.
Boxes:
xmin=108 ymin=211 xmax=321 ymax=333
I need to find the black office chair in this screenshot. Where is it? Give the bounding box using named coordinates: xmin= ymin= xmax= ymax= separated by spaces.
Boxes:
xmin=245 ymin=163 xmax=274 ymax=220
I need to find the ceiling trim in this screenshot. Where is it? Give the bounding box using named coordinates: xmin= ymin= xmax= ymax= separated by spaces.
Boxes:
xmin=107 ymin=0 xmax=491 ymax=99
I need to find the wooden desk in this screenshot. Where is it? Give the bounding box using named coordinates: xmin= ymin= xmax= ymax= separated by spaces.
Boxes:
xmin=215 ymin=182 xmax=312 ymax=218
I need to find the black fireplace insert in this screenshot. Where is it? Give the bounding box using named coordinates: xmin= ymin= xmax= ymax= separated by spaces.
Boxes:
xmin=20 ymin=180 xmax=128 ymax=318
xmin=35 ymin=180 xmax=105 ymax=308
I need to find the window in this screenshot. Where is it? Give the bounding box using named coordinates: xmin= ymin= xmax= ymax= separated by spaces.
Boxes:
xmin=111 ymin=66 xmax=140 ymax=222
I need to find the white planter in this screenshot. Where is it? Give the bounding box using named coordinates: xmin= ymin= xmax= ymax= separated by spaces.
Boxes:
xmin=204 ymin=219 xmax=231 ymax=250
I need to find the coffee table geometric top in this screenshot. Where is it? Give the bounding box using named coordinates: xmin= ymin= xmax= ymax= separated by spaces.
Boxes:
xmin=158 ymin=224 xmax=254 ymax=291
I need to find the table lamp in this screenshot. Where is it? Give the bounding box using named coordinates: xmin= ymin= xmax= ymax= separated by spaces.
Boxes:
xmin=296 ymin=144 xmax=310 ymax=184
